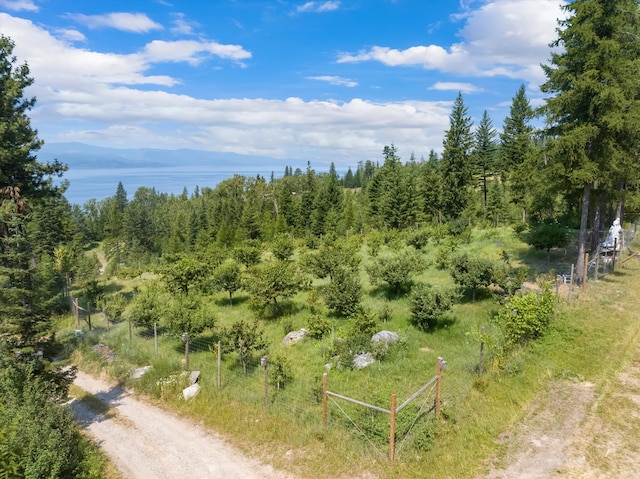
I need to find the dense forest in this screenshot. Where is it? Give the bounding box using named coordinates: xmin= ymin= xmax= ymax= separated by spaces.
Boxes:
xmin=1 ymin=0 xmax=640 ymax=476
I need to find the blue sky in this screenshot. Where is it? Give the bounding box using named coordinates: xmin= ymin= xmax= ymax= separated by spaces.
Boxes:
xmin=1 ymin=0 xmax=567 ymax=167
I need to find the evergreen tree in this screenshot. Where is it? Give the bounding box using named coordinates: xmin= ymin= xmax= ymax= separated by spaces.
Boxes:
xmin=0 ymin=36 xmax=66 ymax=357
xmin=440 ymin=92 xmax=474 ymax=219
xmin=473 ymin=110 xmax=498 ymax=209
xmin=540 ymin=0 xmax=640 ymax=283
xmin=417 ymin=150 xmax=444 ymax=224
xmin=499 ymin=85 xmax=536 ymax=220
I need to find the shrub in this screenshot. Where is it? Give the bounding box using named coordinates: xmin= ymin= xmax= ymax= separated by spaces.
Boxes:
xmin=491 ymin=282 xmax=557 ymax=350
xmin=410 ymin=284 xmax=459 ymax=330
xmin=268 ymin=354 xmax=293 ymax=390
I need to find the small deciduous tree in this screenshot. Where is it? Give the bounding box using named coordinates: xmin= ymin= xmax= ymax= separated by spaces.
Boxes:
xmin=526 ymin=221 xmax=569 ymax=261
xmin=160 ymin=254 xmax=208 ymax=296
xmin=366 ymin=248 xmax=425 ymax=296
xmin=271 ymin=233 xmax=295 ymax=261
xmin=246 ymin=260 xmax=303 ymax=317
xmin=211 ymin=259 xmax=243 ymax=305
xmin=321 ymin=267 xmax=362 ymax=317
xmin=410 ymin=284 xmax=459 ymax=331
xmin=129 ymin=281 xmax=165 ymax=328
xmin=268 ymin=354 xmax=292 ymax=390
xmin=301 ymin=235 xmax=360 ymax=282
xmin=222 ymin=319 xmax=267 ymax=374
xmin=449 ymin=253 xmax=495 ymax=301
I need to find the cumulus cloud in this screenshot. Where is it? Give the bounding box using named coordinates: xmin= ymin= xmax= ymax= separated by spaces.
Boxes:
xmin=0 ymin=0 xmax=38 ymax=11
xmin=296 ymin=1 xmax=340 ymax=13
xmin=2 ymin=10 xmax=462 ymax=163
xmin=143 ymin=40 xmax=251 ymax=65
xmin=338 ymin=0 xmax=567 ymax=85
xmin=307 ymin=75 xmax=357 ymax=87
xmin=430 ymin=82 xmax=482 ymax=93
xmin=66 ymin=12 xmax=163 ymax=33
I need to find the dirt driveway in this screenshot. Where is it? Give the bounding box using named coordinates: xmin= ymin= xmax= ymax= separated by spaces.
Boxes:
xmin=70 ymin=371 xmax=297 ymax=479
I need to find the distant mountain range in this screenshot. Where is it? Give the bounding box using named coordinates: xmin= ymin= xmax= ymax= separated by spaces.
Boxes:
xmin=37 ymin=142 xmax=302 ymax=171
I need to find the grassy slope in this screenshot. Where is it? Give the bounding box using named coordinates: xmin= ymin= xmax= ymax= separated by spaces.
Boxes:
xmin=63 ymin=229 xmax=640 ymax=478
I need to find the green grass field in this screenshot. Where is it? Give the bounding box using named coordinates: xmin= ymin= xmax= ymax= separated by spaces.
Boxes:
xmin=60 ymin=228 xmax=640 ymax=478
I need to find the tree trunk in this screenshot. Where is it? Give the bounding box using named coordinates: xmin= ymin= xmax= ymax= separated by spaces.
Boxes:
xmin=229 ymin=291 xmax=233 ymax=306
xmin=590 ymin=193 xmax=606 ymax=255
xmin=576 ymin=183 xmax=592 ymax=285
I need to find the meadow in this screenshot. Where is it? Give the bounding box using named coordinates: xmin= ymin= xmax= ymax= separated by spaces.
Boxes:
xmin=58 ymin=226 xmax=640 ymax=478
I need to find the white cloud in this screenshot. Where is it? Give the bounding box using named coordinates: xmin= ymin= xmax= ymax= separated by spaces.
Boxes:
xmin=2 ymin=12 xmax=450 ymax=162
xmin=307 ymin=75 xmax=357 ymax=87
xmin=66 ymin=12 xmax=163 ymax=33
xmin=51 ymin=96 xmax=451 ymax=159
xmin=143 ymin=40 xmax=251 ymax=65
xmin=0 ymin=0 xmax=38 ymax=11
xmin=338 ymin=0 xmax=567 ymax=85
xmin=297 ymin=1 xmax=340 ymax=13
xmin=170 ymin=13 xmax=199 ymax=35
xmin=430 ymin=82 xmax=482 ymax=93
xmin=54 ymin=28 xmax=86 ymax=43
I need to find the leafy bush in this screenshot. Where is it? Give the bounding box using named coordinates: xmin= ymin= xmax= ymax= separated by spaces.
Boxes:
xmin=321 ymin=267 xmax=362 ymax=317
xmin=491 ymin=282 xmax=557 ymax=350
xmin=268 ymin=354 xmax=293 ymax=390
xmin=526 ymin=221 xmax=569 ymax=260
xmin=450 ymin=253 xmax=495 ymax=301
xmin=410 ymin=284 xmax=459 ymax=330
xmin=307 ymin=313 xmax=332 ymax=339
xmin=366 ymin=248 xmax=426 ymax=296
xmin=0 ymin=361 xmax=102 ymax=479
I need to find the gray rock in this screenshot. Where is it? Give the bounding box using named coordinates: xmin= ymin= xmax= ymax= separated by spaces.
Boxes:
xmin=281 ymin=328 xmax=308 ymax=345
xmin=353 ymin=352 xmax=375 ymax=369
xmin=182 ymin=383 xmax=200 ymax=400
xmin=371 ymin=330 xmax=399 ymax=344
xmin=131 ymin=365 xmax=152 ymax=379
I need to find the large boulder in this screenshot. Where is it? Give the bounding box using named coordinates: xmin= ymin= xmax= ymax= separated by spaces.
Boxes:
xmin=353 ymin=352 xmax=375 ymax=369
xmin=281 ymin=328 xmax=308 ymax=345
xmin=371 ymin=330 xmax=399 ymax=344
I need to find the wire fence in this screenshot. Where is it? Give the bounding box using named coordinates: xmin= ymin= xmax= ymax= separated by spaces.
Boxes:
xmin=65 ymin=224 xmax=640 ymax=463
xmin=68 ymin=296 xmax=457 ymax=463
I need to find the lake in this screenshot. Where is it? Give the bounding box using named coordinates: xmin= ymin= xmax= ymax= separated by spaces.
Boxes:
xmin=61 ymin=165 xmax=279 ymax=205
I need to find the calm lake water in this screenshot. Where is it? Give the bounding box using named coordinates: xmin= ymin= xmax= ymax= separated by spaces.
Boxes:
xmin=61 ymin=165 xmax=277 ymax=206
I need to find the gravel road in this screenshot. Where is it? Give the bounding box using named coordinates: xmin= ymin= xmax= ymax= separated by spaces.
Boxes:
xmin=71 ymin=370 xmax=296 ymax=479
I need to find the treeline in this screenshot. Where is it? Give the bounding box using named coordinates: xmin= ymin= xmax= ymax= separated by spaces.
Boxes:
xmin=60 ymin=86 xmax=637 ymax=276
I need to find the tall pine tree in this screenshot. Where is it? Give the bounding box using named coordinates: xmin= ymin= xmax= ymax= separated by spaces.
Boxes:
xmin=540 ymin=0 xmax=640 ymax=284
xmin=441 ymin=92 xmax=474 ymax=219
xmin=500 ymin=84 xmax=536 ymax=221
xmin=0 ymin=35 xmax=67 ymax=357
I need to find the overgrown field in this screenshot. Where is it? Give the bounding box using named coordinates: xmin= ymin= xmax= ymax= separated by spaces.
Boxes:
xmin=58 ymin=228 xmax=640 ymax=478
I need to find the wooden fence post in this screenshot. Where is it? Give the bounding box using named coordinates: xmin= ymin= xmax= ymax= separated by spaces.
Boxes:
xmin=612 ymin=238 xmax=618 ymax=271
xmin=322 ymin=373 xmax=328 ymax=427
xmin=389 ymin=393 xmax=397 ymax=465
xmin=75 ymin=297 xmax=79 ymax=328
xmin=154 ymin=322 xmax=158 ymax=356
xmin=87 ymin=302 xmax=92 ymax=331
xmin=584 ymin=253 xmax=589 ymax=284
